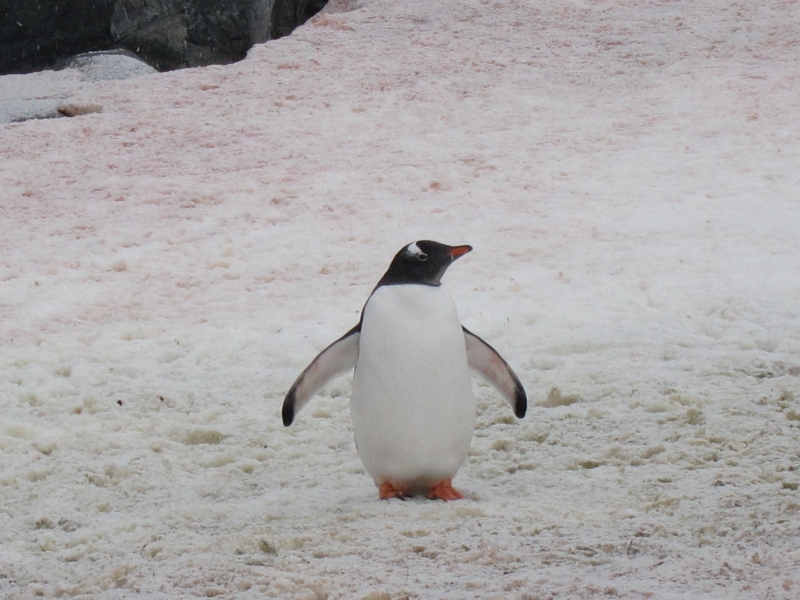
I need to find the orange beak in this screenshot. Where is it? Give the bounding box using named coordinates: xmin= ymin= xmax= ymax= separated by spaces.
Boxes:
xmin=448 ymin=245 xmax=473 ymax=258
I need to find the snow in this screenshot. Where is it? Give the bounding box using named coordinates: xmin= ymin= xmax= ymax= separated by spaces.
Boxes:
xmin=0 ymin=53 xmax=155 ymax=123
xmin=1 ymin=0 xmax=799 ymax=597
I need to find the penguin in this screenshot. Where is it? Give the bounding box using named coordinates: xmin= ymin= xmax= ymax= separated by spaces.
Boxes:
xmin=282 ymin=241 xmax=526 ymax=500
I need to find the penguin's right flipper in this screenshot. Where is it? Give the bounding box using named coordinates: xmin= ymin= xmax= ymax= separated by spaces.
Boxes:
xmin=282 ymin=325 xmax=360 ymax=426
xmin=463 ymin=327 xmax=527 ymax=418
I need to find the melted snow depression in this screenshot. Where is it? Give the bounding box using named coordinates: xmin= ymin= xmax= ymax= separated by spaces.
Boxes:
xmin=1 ymin=0 xmax=799 ymax=598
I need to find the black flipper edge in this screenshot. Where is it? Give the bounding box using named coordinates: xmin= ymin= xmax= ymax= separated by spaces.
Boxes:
xmin=282 ymin=324 xmax=360 ymax=426
xmin=463 ymin=326 xmax=527 ymax=418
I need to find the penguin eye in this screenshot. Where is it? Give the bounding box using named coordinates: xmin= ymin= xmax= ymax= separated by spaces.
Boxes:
xmin=417 ymin=253 xmax=428 ymax=262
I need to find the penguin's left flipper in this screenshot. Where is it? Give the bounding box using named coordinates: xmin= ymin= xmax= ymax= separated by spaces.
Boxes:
xmin=282 ymin=325 xmax=360 ymax=426
xmin=463 ymin=327 xmax=527 ymax=418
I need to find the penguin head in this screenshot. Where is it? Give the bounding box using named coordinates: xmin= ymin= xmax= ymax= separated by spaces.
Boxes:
xmin=377 ymin=240 xmax=472 ymax=287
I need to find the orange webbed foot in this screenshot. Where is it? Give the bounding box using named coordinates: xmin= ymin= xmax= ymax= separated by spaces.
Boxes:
xmin=379 ymin=482 xmax=410 ymax=500
xmin=426 ymin=479 xmax=464 ymax=501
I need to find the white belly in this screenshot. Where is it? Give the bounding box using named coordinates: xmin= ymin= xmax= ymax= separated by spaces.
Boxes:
xmin=350 ymin=285 xmax=476 ymax=490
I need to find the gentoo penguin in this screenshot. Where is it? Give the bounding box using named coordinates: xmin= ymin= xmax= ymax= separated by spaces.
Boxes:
xmin=282 ymin=241 xmax=526 ymax=500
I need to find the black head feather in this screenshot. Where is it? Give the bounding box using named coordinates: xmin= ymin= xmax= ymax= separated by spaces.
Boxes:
xmin=376 ymin=240 xmax=472 ymax=288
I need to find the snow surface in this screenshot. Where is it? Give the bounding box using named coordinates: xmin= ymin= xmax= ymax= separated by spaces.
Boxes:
xmin=0 ymin=54 xmax=156 ymax=124
xmin=2 ymin=0 xmax=800 ymax=597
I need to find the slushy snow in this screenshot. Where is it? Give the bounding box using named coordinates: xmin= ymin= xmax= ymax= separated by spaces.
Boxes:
xmin=1 ymin=0 xmax=799 ymax=598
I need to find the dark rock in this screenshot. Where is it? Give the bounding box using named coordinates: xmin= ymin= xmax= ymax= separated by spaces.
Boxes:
xmin=269 ymin=0 xmax=329 ymax=39
xmin=109 ymin=0 xmax=268 ymax=71
xmin=0 ymin=0 xmax=329 ymax=76
xmin=0 ymin=0 xmax=117 ymax=75
xmin=109 ymin=0 xmax=189 ymax=71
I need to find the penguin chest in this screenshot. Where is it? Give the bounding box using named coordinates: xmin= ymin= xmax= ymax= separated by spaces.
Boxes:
xmin=351 ymin=285 xmax=476 ymax=487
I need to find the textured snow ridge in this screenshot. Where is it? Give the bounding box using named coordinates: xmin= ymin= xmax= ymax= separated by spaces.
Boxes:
xmin=1 ymin=0 xmax=799 ymax=598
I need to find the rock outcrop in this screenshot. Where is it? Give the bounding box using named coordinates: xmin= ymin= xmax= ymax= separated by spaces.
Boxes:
xmin=0 ymin=0 xmax=329 ymax=75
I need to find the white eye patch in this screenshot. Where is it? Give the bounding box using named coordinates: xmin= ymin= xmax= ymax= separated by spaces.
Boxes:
xmin=406 ymin=242 xmax=427 ymax=260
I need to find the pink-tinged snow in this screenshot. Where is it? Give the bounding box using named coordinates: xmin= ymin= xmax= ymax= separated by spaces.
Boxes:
xmin=2 ymin=0 xmax=800 ymax=598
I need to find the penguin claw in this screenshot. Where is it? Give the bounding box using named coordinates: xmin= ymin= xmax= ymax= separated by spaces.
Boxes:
xmin=426 ymin=479 xmax=464 ymax=501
